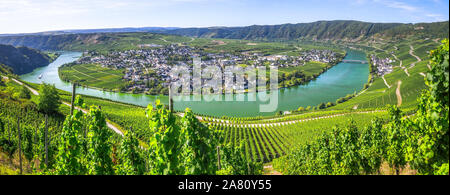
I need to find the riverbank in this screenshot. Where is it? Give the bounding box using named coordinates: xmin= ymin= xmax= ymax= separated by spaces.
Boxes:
xmin=20 ymin=50 xmax=369 ymax=117
xmin=57 ymin=57 xmax=344 ymax=96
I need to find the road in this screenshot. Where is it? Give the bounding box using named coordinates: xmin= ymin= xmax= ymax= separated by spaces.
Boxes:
xmin=403 ymin=67 xmax=410 ymax=77
xmin=409 ymin=45 xmax=422 ymax=67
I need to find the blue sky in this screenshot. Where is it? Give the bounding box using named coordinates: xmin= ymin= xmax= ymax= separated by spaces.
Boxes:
xmin=0 ymin=0 xmax=448 ymax=34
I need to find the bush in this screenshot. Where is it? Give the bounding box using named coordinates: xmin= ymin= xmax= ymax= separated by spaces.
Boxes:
xmin=37 ymin=83 xmax=61 ymax=114
xmin=19 ymin=85 xmax=31 ymax=99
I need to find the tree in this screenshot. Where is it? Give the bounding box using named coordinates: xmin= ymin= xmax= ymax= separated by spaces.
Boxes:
xmin=37 ymin=83 xmax=61 ymax=114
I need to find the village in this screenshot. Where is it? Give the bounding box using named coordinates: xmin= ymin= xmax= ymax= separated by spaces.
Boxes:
xmin=74 ymin=44 xmax=342 ymax=94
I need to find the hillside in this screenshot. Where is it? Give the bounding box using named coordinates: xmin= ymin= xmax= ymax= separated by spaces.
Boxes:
xmin=164 ymin=20 xmax=448 ymax=41
xmin=0 ymin=33 xmax=191 ymax=51
xmin=0 ymin=20 xmax=447 ymax=51
xmin=0 ymin=44 xmax=53 ymax=74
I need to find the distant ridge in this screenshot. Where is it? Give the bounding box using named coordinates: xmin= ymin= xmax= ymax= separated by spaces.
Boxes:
xmin=0 ymin=44 xmax=53 ymax=74
xmin=159 ymin=20 xmax=449 ymax=41
xmin=0 ymin=27 xmax=180 ymax=37
xmin=0 ymin=20 xmax=448 ymax=50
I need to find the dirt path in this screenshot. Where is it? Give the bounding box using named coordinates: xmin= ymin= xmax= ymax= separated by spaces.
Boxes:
xmin=391 ymin=47 xmax=402 ymax=67
xmin=3 ymin=75 xmax=124 ymax=136
xmin=433 ymin=38 xmax=440 ymax=44
xmin=403 ymin=67 xmax=410 ymax=77
xmin=396 ymin=80 xmax=402 ymax=107
xmin=264 ymin=165 xmax=282 ymax=175
xmin=61 ymin=102 xmax=123 ymax=136
xmin=382 ymin=75 xmax=391 ymax=88
xmin=393 ymin=54 xmax=402 ymax=67
xmin=2 ymin=76 xmax=39 ymax=95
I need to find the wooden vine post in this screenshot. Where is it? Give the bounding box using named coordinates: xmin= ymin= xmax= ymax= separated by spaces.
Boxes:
xmin=70 ymin=83 xmax=77 ymax=115
xmin=169 ymin=84 xmax=174 ymax=112
xmin=217 ymin=146 xmax=221 ymax=170
xmin=8 ymin=123 xmax=10 ymax=142
xmin=45 ymin=114 xmax=48 ymax=167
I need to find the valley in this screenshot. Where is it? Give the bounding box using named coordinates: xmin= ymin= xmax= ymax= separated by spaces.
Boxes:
xmin=0 ymin=19 xmax=448 ymax=176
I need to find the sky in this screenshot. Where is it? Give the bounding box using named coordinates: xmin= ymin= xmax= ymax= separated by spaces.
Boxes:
xmin=0 ymin=0 xmax=448 ymax=34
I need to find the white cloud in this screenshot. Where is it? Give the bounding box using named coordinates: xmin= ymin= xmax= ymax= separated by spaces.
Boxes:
xmin=373 ymin=0 xmax=418 ymax=12
xmin=426 ymin=13 xmax=445 ymax=21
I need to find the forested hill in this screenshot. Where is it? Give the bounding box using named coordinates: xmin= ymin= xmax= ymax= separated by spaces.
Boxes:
xmin=0 ymin=20 xmax=448 ymax=51
xmin=0 ymin=44 xmax=53 ymax=74
xmin=164 ymin=20 xmax=449 ymax=41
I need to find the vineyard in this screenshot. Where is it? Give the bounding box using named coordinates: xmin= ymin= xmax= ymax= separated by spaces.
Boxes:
xmin=59 ymin=63 xmax=125 ymax=91
xmin=211 ymin=111 xmax=390 ymax=162
xmin=1 ymin=38 xmax=448 ymax=175
xmin=273 ymin=39 xmax=449 ymax=175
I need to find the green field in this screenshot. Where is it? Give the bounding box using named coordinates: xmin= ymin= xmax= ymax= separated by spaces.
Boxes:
xmin=59 ymin=63 xmax=125 ymax=91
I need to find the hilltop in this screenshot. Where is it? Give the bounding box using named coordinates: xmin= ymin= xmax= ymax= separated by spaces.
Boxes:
xmin=0 ymin=20 xmax=447 ymax=50
xmin=162 ymin=20 xmax=449 ymax=41
xmin=0 ymin=44 xmax=55 ymax=75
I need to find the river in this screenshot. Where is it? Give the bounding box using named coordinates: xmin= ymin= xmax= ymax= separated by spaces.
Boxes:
xmin=20 ymin=50 xmax=369 ymax=117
